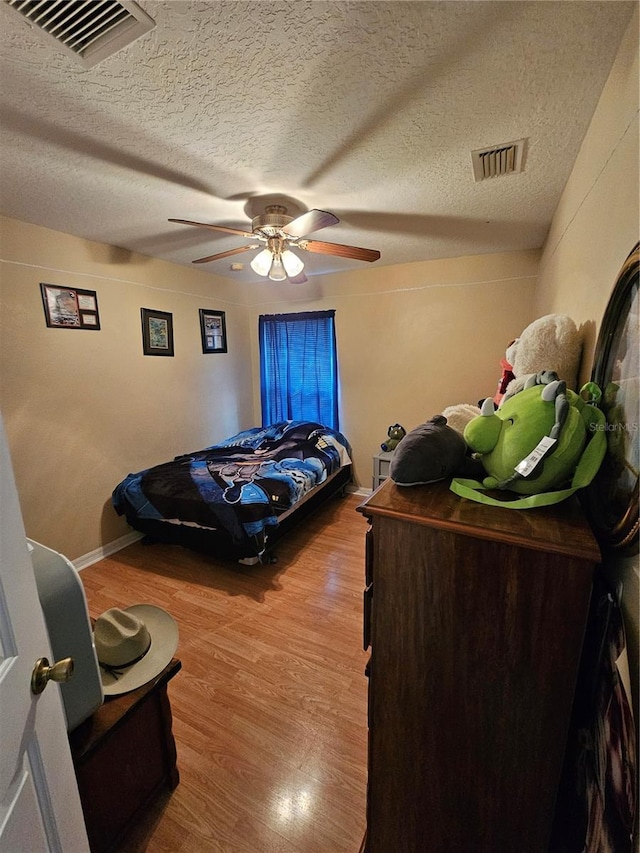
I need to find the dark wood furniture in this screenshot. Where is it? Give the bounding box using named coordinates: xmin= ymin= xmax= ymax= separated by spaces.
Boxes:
xmin=69 ymin=658 xmax=181 ymax=853
xmin=357 ymin=479 xmax=600 ymax=853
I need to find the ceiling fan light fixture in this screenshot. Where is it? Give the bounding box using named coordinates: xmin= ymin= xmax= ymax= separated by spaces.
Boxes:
xmin=268 ymin=255 xmax=287 ymax=281
xmin=250 ymin=248 xmax=272 ymax=277
xmin=170 ymin=205 xmax=381 ymax=273
xmin=281 ymin=249 xmax=305 ymax=277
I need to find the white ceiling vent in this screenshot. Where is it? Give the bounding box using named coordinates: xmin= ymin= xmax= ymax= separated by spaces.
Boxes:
xmin=471 ymin=139 xmax=527 ymax=182
xmin=4 ymin=0 xmax=155 ymax=68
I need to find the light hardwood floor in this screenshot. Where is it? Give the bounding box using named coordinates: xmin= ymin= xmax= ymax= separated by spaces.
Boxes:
xmin=78 ymin=493 xmax=369 ymax=853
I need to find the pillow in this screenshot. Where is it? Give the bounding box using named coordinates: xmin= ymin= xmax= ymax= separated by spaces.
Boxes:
xmin=390 ymin=415 xmax=467 ymax=486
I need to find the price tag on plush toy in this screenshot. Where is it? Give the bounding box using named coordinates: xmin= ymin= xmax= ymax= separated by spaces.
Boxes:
xmin=515 ymin=435 xmax=557 ymax=478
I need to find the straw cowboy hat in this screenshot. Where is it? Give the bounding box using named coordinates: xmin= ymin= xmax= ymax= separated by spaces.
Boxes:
xmin=94 ymin=604 xmax=178 ymax=696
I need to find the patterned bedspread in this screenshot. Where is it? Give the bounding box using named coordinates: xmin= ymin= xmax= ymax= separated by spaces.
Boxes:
xmin=112 ymin=421 xmax=351 ymax=547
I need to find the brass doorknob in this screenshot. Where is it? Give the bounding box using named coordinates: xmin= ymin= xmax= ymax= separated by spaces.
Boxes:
xmin=31 ymin=656 xmax=74 ymax=695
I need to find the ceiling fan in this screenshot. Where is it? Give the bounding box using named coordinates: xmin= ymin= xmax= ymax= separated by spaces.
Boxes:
xmin=169 ymin=205 xmax=381 ymax=283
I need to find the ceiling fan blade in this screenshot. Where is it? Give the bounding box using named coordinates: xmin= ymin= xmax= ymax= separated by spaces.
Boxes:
xmin=192 ymin=245 xmax=259 ymax=264
xmin=169 ymin=218 xmax=255 ymax=239
xmin=299 ymin=239 xmax=380 ymax=263
xmin=287 ymin=271 xmax=308 ymax=284
xmin=281 ymin=209 xmax=339 ymax=238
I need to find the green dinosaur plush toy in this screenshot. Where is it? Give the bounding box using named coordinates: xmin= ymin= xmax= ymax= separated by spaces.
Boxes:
xmin=450 ymin=376 xmax=607 ymax=509
xmin=381 ymin=423 xmax=406 ymax=452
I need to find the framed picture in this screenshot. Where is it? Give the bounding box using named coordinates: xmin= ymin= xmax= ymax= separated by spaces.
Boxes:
xmin=40 ymin=283 xmax=100 ymax=329
xmin=199 ymin=309 xmax=227 ymax=354
xmin=141 ymin=308 xmax=174 ymax=357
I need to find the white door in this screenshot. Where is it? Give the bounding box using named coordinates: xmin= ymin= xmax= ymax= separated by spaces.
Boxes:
xmin=0 ymin=416 xmax=89 ymax=853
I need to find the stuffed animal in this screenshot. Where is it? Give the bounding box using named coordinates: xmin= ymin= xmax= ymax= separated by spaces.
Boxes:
xmin=381 ymin=424 xmax=406 ymax=452
xmin=450 ymin=376 xmax=606 ymax=508
xmin=442 ymin=403 xmax=483 ymax=435
xmin=442 ymin=313 xmax=583 ymax=434
xmin=389 ymin=415 xmax=469 ymax=486
xmin=493 ymin=356 xmax=516 ymax=406
xmin=501 ymin=313 xmax=582 ymax=404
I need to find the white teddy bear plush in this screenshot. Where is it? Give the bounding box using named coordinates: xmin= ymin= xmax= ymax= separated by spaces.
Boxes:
xmin=441 ymin=403 xmax=483 ymax=435
xmin=443 ymin=313 xmax=583 ymax=434
xmin=501 ymin=313 xmax=582 ymax=403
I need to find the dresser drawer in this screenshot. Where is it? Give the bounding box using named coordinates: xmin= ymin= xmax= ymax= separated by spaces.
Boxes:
xmin=372 ymin=451 xmax=394 ymax=490
xmin=363 ymin=583 xmax=372 ymax=651
xmin=365 ymin=526 xmax=374 ymax=587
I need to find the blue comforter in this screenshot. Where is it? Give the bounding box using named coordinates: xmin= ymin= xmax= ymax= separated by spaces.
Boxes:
xmin=112 ymin=421 xmax=351 ymax=546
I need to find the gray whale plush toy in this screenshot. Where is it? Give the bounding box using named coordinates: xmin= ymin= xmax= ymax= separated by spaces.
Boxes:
xmin=390 ymin=415 xmax=472 ymax=486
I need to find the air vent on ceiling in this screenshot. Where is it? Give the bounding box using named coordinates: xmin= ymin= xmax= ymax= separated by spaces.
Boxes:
xmin=4 ymin=0 xmax=155 ymax=68
xmin=471 ymin=139 xmax=527 ymax=182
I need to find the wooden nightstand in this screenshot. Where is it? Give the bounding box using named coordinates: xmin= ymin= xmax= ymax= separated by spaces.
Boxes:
xmin=372 ymin=450 xmax=394 ymax=490
xmin=69 ymin=658 xmax=181 ymax=853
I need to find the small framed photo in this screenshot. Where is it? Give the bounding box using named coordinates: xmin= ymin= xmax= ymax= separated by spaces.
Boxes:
xmin=141 ymin=308 xmax=174 ymax=357
xmin=40 ymin=283 xmax=100 ymax=330
xmin=199 ymin=309 xmax=227 ymax=354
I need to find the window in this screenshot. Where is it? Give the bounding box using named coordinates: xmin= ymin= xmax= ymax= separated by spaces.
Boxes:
xmin=259 ymin=311 xmax=339 ymax=429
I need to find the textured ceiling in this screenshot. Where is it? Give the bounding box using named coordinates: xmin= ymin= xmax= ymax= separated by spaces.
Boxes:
xmin=0 ymin=1 xmax=635 ymax=284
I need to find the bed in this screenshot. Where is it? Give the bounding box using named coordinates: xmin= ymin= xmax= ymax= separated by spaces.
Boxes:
xmin=112 ymin=420 xmax=352 ymax=563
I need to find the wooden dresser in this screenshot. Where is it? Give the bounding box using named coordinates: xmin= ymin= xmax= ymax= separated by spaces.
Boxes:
xmin=357 ymin=479 xmax=600 ymax=853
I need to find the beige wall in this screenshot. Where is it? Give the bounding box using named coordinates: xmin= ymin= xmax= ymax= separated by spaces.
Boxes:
xmin=0 ymin=211 xmax=538 ymax=559
xmin=533 ymin=10 xmax=639 ymax=718
xmin=535 ymin=8 xmax=639 ymax=384
xmin=0 ymin=216 xmax=254 ymax=559
xmin=245 ymin=251 xmax=538 ymax=488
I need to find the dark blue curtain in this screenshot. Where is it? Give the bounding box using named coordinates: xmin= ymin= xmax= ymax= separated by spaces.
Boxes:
xmin=259 ymin=311 xmax=339 ymax=429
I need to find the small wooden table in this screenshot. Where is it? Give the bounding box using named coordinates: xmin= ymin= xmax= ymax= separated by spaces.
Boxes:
xmin=69 ymin=658 xmax=181 ymax=853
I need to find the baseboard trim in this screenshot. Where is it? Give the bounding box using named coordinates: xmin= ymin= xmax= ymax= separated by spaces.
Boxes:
xmin=348 ymin=485 xmax=372 ymax=497
xmin=74 ymin=530 xmax=142 ymax=572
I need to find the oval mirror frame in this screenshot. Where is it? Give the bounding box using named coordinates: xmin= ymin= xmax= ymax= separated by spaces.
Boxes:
xmin=583 ymin=242 xmax=639 ymax=554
